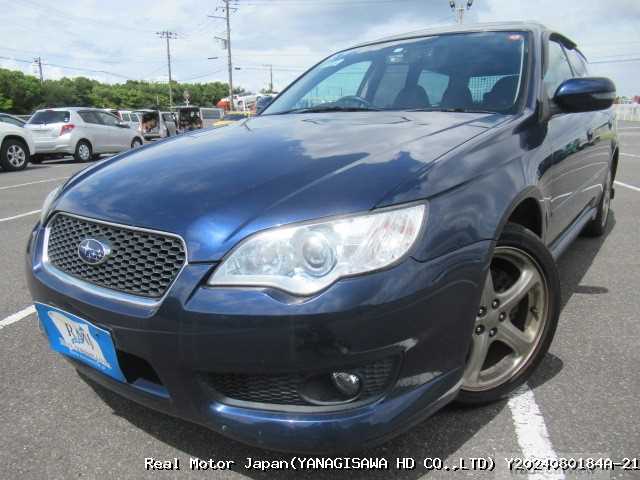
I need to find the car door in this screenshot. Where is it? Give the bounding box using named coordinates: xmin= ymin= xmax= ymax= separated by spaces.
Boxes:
xmin=564 ymin=47 xmax=613 ymax=216
xmin=77 ymin=111 xmax=105 ymax=152
xmin=96 ymin=111 xmax=124 ymax=151
xmin=544 ymin=39 xmax=596 ymax=242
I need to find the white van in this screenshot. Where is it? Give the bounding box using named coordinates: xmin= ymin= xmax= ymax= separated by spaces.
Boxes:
xmin=200 ymin=108 xmax=224 ymax=129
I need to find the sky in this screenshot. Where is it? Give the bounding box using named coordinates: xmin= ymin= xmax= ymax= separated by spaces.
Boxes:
xmin=0 ymin=0 xmax=639 ymax=97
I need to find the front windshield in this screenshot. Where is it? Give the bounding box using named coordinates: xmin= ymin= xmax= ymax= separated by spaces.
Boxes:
xmin=264 ymin=31 xmax=528 ymax=115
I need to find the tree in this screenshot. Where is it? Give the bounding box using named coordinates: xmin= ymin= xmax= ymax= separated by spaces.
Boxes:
xmin=0 ymin=67 xmax=241 ymax=114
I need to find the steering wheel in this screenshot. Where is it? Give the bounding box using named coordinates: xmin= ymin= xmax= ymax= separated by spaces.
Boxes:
xmin=334 ymin=95 xmax=374 ymax=109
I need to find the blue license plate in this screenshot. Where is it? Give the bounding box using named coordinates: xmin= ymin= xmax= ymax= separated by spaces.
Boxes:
xmin=35 ymin=303 xmax=126 ymax=383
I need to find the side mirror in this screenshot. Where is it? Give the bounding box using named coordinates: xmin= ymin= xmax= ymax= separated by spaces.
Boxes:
xmin=553 ymin=77 xmax=616 ymax=113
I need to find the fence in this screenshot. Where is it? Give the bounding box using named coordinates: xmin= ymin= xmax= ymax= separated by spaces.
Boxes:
xmin=615 ymin=104 xmax=640 ymax=122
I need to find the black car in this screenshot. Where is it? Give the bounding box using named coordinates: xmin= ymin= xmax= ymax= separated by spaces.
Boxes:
xmin=28 ymin=22 xmax=617 ymax=452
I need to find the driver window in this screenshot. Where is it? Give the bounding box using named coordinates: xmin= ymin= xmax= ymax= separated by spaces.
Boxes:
xmin=544 ymin=41 xmax=574 ymax=98
xmin=296 ymin=61 xmax=371 ymax=108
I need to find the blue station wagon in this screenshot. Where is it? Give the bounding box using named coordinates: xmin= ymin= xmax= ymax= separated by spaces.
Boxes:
xmin=27 ymin=22 xmax=617 ymax=452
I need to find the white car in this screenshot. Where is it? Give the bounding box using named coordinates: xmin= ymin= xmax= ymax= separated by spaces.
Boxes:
xmin=0 ymin=120 xmax=35 ymax=171
xmin=118 ymin=110 xmax=141 ymax=131
xmin=25 ymin=107 xmax=144 ymax=162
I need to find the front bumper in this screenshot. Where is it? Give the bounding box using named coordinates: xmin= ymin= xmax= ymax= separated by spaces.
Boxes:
xmin=26 ymin=222 xmax=491 ymax=452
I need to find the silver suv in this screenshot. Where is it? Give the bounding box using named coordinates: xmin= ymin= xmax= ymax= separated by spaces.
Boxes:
xmin=25 ymin=107 xmax=144 ymax=162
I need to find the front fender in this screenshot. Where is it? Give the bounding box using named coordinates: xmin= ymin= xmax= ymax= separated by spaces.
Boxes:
xmin=379 ymin=114 xmax=549 ymax=262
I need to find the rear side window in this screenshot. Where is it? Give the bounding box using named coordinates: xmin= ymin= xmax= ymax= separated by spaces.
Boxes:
xmin=28 ymin=110 xmax=70 ymax=124
xmin=566 ymin=49 xmax=589 ymax=77
xmin=130 ymin=113 xmax=139 ymax=122
xmin=544 ymin=41 xmax=574 ymax=97
xmin=162 ymin=113 xmax=174 ymax=122
xmin=78 ymin=111 xmax=101 ymax=124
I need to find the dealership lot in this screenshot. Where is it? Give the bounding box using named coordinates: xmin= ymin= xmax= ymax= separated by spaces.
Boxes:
xmin=0 ymin=124 xmax=639 ymax=479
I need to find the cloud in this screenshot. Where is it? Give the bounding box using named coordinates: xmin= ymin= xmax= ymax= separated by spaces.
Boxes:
xmin=0 ymin=0 xmax=638 ymax=95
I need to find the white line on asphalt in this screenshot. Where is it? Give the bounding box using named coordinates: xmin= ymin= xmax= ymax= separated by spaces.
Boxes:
xmin=508 ymin=384 xmax=565 ymax=480
xmin=0 ymin=209 xmax=41 ymax=223
xmin=0 ymin=305 xmax=35 ymax=330
xmin=0 ymin=177 xmax=68 ymax=191
xmin=615 ymin=180 xmax=640 ymax=192
xmin=621 ymin=153 xmax=640 ymax=159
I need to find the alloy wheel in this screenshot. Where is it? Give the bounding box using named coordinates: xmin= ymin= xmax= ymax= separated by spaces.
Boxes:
xmin=7 ymin=144 xmax=26 ymax=168
xmin=462 ymin=246 xmax=550 ymax=392
xmin=78 ymin=144 xmax=91 ymax=161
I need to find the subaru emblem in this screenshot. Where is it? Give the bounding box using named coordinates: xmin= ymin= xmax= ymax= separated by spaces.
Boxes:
xmin=78 ymin=238 xmax=112 ymax=265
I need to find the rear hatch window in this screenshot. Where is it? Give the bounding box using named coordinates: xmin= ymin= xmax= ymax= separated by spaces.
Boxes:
xmin=28 ymin=110 xmax=70 ymax=124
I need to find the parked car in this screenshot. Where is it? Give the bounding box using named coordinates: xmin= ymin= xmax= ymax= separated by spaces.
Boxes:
xmin=0 ymin=120 xmax=35 ymax=171
xmin=28 ymin=23 xmax=617 ymax=452
xmin=174 ymin=106 xmax=203 ymax=133
xmin=0 ymin=113 xmax=26 ymax=127
xmin=135 ymin=109 xmax=177 ymax=140
xmin=199 ymin=107 xmax=224 ymax=129
xmin=212 ymin=110 xmax=251 ymax=127
xmin=25 ymin=108 xmax=144 ymax=162
xmin=118 ymin=110 xmax=141 ymax=131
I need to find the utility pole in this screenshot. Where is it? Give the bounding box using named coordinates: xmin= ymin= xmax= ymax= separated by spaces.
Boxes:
xmin=33 ymin=57 xmax=43 ymax=83
xmin=209 ymin=0 xmax=237 ymax=111
xmin=156 ymin=30 xmax=178 ymax=107
xmin=449 ymin=0 xmax=473 ymax=24
xmin=267 ymin=64 xmax=273 ymax=92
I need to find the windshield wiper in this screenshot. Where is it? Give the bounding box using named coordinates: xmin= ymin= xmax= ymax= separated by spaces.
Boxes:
xmin=272 ymin=105 xmax=381 ymax=115
xmin=406 ymin=107 xmax=498 ymax=114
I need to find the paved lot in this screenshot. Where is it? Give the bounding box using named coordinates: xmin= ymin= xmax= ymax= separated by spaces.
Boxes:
xmin=0 ymin=125 xmax=639 ymax=479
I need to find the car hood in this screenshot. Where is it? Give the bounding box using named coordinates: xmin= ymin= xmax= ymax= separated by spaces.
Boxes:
xmin=55 ymin=111 xmax=505 ymax=261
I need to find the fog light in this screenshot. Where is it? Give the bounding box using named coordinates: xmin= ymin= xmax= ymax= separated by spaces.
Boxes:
xmin=331 ymin=372 xmax=361 ymax=398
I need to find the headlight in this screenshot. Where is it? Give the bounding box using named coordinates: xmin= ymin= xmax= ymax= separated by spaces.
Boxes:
xmin=40 ymin=186 xmax=62 ymax=225
xmin=208 ymin=203 xmax=426 ymax=296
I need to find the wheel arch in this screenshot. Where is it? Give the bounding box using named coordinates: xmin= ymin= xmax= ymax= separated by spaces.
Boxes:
xmin=495 ymin=187 xmax=546 ymax=241
xmin=2 ymin=134 xmax=29 ymax=149
xmin=611 ymin=147 xmax=619 ymax=182
xmin=77 ymin=138 xmax=92 ymax=149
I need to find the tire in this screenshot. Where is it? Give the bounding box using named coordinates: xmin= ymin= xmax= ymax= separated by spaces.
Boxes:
xmin=0 ymin=138 xmax=30 ymax=171
xmin=131 ymin=137 xmax=143 ymax=149
xmin=74 ymin=140 xmax=92 ymax=163
xmin=457 ymin=223 xmax=560 ymax=405
xmin=582 ymin=168 xmax=612 ymax=237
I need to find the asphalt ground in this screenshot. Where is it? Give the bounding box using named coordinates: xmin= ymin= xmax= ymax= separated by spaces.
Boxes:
xmin=0 ymin=123 xmax=638 ymax=479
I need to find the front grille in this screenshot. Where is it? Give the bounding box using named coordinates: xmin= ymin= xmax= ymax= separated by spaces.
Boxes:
xmin=46 ymin=214 xmax=186 ymax=298
xmin=203 ymin=357 xmax=398 ymax=407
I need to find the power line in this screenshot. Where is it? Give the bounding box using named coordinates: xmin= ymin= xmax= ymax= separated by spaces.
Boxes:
xmin=589 ymin=57 xmax=640 ymax=65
